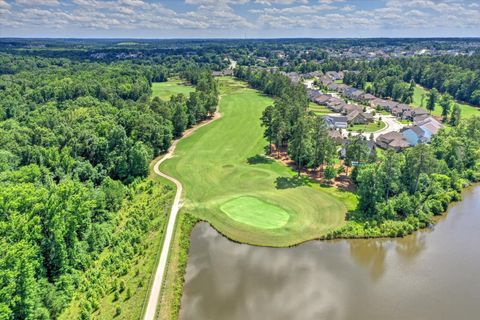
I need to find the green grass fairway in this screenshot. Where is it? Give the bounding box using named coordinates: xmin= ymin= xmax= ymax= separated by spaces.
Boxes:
xmin=412 ymin=85 xmax=479 ymax=119
xmin=221 ymin=196 xmax=290 ymax=229
xmin=151 ymin=78 xmax=194 ymax=100
xmin=160 ymin=77 xmax=356 ymax=246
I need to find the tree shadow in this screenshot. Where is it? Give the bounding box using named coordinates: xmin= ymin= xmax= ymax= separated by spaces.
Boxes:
xmin=247 ymin=154 xmax=274 ymax=165
xmin=275 ymin=176 xmax=309 ymax=189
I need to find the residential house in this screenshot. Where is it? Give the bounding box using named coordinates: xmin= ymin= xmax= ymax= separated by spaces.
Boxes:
xmin=351 ymin=90 xmax=365 ymax=101
xmin=413 ymin=114 xmax=430 ymax=123
xmin=320 ymin=75 xmax=332 ymax=86
xmin=313 ymin=94 xmax=332 ymax=105
xmin=417 ymin=117 xmax=443 ymax=137
xmin=325 ymin=115 xmax=348 ymax=129
xmin=376 ymin=131 xmax=410 ymax=151
xmin=328 ymin=101 xmax=346 ymax=113
xmin=413 ymin=107 xmax=429 ymax=117
xmin=328 ymin=130 xmax=344 ymax=144
xmin=383 ymin=100 xmax=399 ymax=112
xmin=326 ymin=71 xmax=344 ymax=81
xmin=402 ymin=126 xmax=428 ymax=146
xmin=307 ymin=89 xmax=322 ymax=100
xmin=347 ymin=110 xmax=374 ymax=124
xmin=342 ymin=104 xmax=363 ymax=115
xmin=327 ymin=83 xmax=340 ymax=91
xmin=362 ymin=93 xmax=376 ymax=101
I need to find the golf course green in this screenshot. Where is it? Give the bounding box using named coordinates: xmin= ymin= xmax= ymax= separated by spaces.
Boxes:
xmin=159 ymin=77 xmax=356 ymax=246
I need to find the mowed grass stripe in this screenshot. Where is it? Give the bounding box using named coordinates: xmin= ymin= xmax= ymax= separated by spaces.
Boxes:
xmin=160 ymin=77 xmax=355 ymax=247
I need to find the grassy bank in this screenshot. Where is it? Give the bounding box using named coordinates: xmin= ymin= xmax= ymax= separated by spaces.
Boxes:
xmin=152 ymin=78 xmax=195 ymax=100
xmin=159 ymin=77 xmax=356 ymax=247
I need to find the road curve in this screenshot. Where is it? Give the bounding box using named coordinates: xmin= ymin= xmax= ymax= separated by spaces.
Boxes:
xmin=143 ymin=111 xmax=220 ymax=320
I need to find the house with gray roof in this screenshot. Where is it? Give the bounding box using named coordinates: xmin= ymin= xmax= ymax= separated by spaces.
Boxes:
xmin=325 ymin=115 xmax=348 ymax=129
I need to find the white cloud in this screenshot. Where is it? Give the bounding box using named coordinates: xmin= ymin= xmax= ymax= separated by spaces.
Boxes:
xmin=0 ymin=0 xmax=11 ymax=9
xmin=250 ymin=4 xmax=335 ymax=14
xmin=1 ymin=0 xmax=479 ymax=35
xmin=15 ymin=0 xmax=60 ymax=6
xmin=186 ymin=0 xmax=249 ymax=5
xmin=255 ymin=0 xmax=308 ymax=5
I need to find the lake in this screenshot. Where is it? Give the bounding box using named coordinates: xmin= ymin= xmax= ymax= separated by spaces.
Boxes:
xmin=180 ymin=186 xmax=480 ymax=320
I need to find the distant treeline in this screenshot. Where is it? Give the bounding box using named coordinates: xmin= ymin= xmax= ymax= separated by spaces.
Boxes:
xmin=342 ymin=56 xmax=480 ymax=106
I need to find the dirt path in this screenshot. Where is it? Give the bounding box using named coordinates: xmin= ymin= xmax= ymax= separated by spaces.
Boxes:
xmin=143 ymin=111 xmax=221 ymax=320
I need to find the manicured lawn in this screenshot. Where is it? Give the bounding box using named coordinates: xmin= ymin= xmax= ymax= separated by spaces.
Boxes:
xmin=412 ymin=85 xmax=479 ymax=119
xmin=309 ymin=102 xmax=331 ymax=115
xmin=347 ymin=121 xmax=386 ymax=133
xmin=160 ymin=77 xmax=356 ymax=247
xmin=151 ymin=78 xmax=194 ymax=100
xmin=220 ymin=196 xmax=290 ymax=229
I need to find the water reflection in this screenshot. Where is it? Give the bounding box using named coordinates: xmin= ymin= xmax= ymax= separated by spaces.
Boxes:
xmin=349 ymin=239 xmax=387 ymax=281
xmin=181 ymin=186 xmax=480 ymax=320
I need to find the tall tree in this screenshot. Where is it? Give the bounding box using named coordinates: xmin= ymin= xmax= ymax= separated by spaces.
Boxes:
xmin=311 ymin=116 xmax=335 ymax=170
xmin=439 ymin=93 xmax=453 ymax=118
xmin=426 ymin=88 xmax=439 ymax=113
xmin=261 ymin=105 xmax=275 ymax=155
xmin=450 ymin=104 xmax=462 ymax=126
xmin=288 ymin=117 xmax=313 ymax=176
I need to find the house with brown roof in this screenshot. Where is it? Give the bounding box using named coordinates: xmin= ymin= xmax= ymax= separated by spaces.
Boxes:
xmin=342 ymin=104 xmax=363 ymax=115
xmin=363 ymin=93 xmax=376 ymax=101
xmin=328 ymin=129 xmax=344 ymax=144
xmin=347 ymin=110 xmax=374 ymax=124
xmin=413 ymin=107 xmax=429 ymax=117
xmin=376 ymin=131 xmax=410 ymax=151
xmin=313 ymin=94 xmax=332 ymax=105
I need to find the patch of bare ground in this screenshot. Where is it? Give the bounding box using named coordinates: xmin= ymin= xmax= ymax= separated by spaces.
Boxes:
xmin=269 ymin=146 xmax=356 ymax=192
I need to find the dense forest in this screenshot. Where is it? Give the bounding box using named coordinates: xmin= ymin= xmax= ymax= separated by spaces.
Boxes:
xmin=0 ymin=53 xmax=218 ymax=319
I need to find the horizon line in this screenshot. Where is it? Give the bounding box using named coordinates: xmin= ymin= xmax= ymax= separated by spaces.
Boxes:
xmin=2 ymin=36 xmax=480 ymax=41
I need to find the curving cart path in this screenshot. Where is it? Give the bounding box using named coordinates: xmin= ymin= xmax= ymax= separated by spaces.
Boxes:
xmin=143 ymin=111 xmax=220 ymax=320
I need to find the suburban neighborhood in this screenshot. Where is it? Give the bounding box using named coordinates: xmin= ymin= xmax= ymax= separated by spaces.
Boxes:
xmin=295 ymin=70 xmax=444 ymax=151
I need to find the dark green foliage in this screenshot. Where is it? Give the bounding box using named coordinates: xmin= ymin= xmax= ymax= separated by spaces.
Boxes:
xmin=0 ymin=53 xmax=218 ymax=319
xmin=346 ymin=117 xmax=480 ymax=237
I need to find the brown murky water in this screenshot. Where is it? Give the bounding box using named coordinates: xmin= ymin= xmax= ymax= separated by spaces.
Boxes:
xmin=180 ymin=186 xmax=480 ymax=320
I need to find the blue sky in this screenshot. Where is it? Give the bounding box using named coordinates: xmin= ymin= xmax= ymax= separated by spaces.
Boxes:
xmin=0 ymin=0 xmax=479 ymax=38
